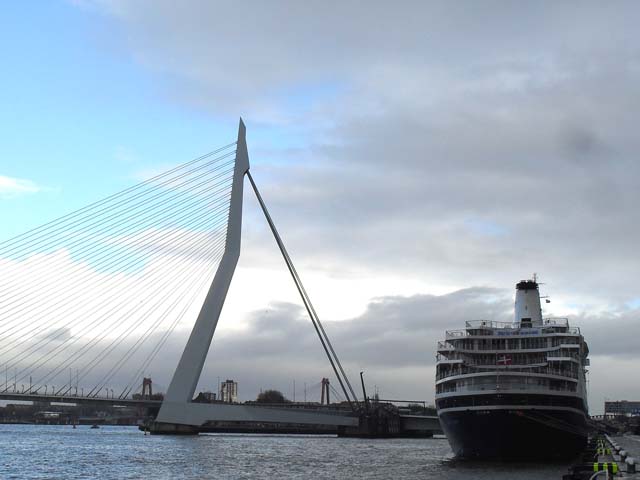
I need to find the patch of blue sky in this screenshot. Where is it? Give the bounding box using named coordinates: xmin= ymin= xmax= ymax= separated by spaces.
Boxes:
xmin=464 ymin=218 xmax=509 ymax=237
xmin=625 ymin=298 xmax=640 ymax=309
xmin=276 ymin=80 xmax=345 ymax=115
xmin=564 ymin=303 xmax=582 ymax=311
xmin=249 ymin=81 xmax=346 ymax=167
xmin=0 ymin=2 xmax=237 ymax=241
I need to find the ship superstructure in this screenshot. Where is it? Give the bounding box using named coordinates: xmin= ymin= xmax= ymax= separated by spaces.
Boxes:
xmin=435 ymin=279 xmax=590 ymax=458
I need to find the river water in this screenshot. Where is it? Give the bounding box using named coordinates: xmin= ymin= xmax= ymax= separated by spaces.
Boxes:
xmin=0 ymin=425 xmax=569 ymax=479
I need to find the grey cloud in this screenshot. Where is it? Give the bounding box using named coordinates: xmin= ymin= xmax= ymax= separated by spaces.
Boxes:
xmin=575 ymin=309 xmax=640 ymax=358
xmin=36 ymin=327 xmax=72 ymax=342
xmin=73 ymin=1 xmax=640 ymax=406
xmin=90 ymin=1 xmax=640 ymax=113
xmin=4 ymin=287 xmax=511 ymax=401
xmin=200 ymin=290 xmax=640 ymax=404
xmin=212 ymin=287 xmax=511 ymax=369
xmin=6 ymin=286 xmax=638 ymax=408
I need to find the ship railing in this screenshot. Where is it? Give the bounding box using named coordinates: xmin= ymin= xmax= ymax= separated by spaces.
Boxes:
xmin=436 ymin=365 xmax=580 ymax=381
xmin=444 ymin=344 xmax=561 ymax=352
xmin=446 ymin=325 xmax=581 ymax=337
xmin=438 ymin=346 xmax=581 ymax=356
xmin=445 ymin=330 xmax=467 ymax=338
xmin=437 ymin=383 xmax=578 ymax=395
xmin=465 ymin=320 xmax=519 ymax=329
xmin=437 ymin=354 xmax=550 ymax=365
xmin=436 ymin=345 xmax=572 ymax=354
xmin=437 ymin=355 xmax=577 ymax=367
xmin=543 ymin=326 xmax=581 ymax=335
xmin=464 ymin=318 xmax=578 ymax=331
xmin=543 ymin=317 xmax=569 ymax=326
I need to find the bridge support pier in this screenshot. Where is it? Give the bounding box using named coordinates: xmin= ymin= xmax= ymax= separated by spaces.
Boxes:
xmin=147 ymin=421 xmax=200 ymax=435
xmin=339 ymin=409 xmax=442 ymax=438
xmin=338 ymin=413 xmax=401 ymax=438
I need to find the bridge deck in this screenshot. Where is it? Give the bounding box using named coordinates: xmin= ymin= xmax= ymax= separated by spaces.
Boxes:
xmin=0 ymin=392 xmax=160 ymax=408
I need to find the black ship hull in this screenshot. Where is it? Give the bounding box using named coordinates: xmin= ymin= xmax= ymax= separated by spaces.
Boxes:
xmin=439 ymin=407 xmax=588 ymax=459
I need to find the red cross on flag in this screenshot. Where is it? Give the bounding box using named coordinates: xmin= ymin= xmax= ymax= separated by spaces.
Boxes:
xmin=497 ymin=354 xmax=512 ymax=365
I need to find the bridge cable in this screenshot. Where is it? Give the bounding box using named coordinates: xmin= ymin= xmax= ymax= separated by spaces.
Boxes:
xmin=5 ymin=230 xmax=220 ymax=393
xmin=0 ymin=142 xmax=236 ymax=253
xmin=118 ymin=255 xmax=221 ymax=399
xmin=19 ymin=230 xmax=225 ymax=396
xmin=248 ymin=171 xmax=359 ymax=403
xmin=47 ymin=230 xmax=228 ymax=395
xmin=0 ymin=140 xmax=240 ymax=395
xmin=8 ymin=221 xmax=230 ymax=392
xmin=0 ymin=176 xmax=233 ymax=330
xmin=0 ymin=209 xmax=230 ymax=378
xmin=0 ymin=158 xmax=235 ymax=322
xmin=0 ymin=180 xmax=234 ymax=333
xmin=0 ymin=192 xmax=232 ymax=351
xmin=1 ymin=208 xmax=231 ymax=391
xmin=246 ymin=171 xmax=359 ymax=411
xmin=329 ymin=383 xmax=345 ymax=403
xmin=0 ymin=151 xmax=234 ymax=288
xmin=82 ymin=231 xmax=229 ymax=395
xmin=76 ymin=233 xmax=227 ymax=397
xmin=0 ymin=153 xmax=236 ymax=297
xmin=113 ymin=238 xmax=225 ymax=399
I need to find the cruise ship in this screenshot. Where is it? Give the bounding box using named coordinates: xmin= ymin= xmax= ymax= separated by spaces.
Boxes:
xmin=435 ymin=278 xmax=590 ymax=459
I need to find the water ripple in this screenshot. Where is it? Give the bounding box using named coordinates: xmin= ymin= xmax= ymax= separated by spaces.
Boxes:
xmin=0 ymin=425 xmax=568 ymax=479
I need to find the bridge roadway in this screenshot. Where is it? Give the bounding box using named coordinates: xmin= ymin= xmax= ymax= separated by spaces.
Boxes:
xmin=0 ymin=391 xmax=160 ymax=408
xmin=0 ymin=392 xmax=442 ymax=435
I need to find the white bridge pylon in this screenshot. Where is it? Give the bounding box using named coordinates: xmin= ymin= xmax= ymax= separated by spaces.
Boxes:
xmin=154 ymin=120 xmax=357 ymax=432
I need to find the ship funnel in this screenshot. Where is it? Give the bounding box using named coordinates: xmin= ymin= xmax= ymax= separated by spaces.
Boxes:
xmin=514 ymin=279 xmax=542 ymax=327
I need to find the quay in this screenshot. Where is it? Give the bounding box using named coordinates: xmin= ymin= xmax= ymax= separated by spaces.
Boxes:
xmin=563 ymin=434 xmax=639 ymax=479
xmin=609 ymin=435 xmax=640 ymax=478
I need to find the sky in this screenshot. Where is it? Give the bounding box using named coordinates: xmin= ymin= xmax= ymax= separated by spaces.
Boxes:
xmin=1 ymin=1 xmax=639 ymax=413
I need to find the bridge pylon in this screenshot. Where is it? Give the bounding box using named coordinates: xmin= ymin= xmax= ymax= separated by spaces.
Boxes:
xmin=150 ymin=120 xmax=358 ymax=434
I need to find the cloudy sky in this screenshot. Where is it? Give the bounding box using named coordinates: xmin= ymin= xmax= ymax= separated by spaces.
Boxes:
xmin=1 ymin=1 xmax=639 ymax=413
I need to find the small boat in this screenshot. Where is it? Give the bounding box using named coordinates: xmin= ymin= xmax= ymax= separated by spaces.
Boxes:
xmin=90 ymin=424 xmax=100 ymax=429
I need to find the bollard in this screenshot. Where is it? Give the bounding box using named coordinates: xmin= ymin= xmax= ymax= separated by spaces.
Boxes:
xmin=572 ymin=463 xmax=618 ymax=475
xmin=627 ymin=457 xmax=636 ymax=474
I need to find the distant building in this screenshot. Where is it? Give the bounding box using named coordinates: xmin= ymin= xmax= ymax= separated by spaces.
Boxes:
xmin=605 ymin=400 xmax=640 ymax=416
xmin=34 ymin=411 xmax=60 ymax=420
xmin=220 ymin=379 xmax=238 ymax=403
xmin=194 ymin=391 xmax=217 ymax=403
